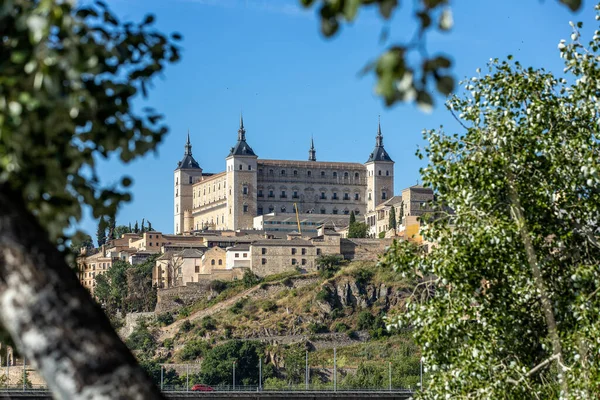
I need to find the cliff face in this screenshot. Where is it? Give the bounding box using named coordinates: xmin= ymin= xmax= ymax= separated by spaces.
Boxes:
xmin=316 ymin=276 xmax=406 ymax=314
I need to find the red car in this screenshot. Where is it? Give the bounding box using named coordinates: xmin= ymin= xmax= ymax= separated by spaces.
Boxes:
xmin=191 ymin=384 xmax=215 ymax=392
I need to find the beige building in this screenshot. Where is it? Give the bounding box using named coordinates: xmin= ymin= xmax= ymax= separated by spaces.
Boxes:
xmin=174 ymin=116 xmax=395 ymax=234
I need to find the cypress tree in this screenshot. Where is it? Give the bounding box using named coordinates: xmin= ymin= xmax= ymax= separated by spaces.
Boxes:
xmin=96 ymin=218 xmax=107 ymax=247
xmin=389 ymin=206 xmax=397 ymax=231
xmin=349 ymin=211 xmax=356 ymax=225
xmin=140 ymin=218 xmax=145 ymax=233
xmin=134 ymin=221 xmax=139 ymax=233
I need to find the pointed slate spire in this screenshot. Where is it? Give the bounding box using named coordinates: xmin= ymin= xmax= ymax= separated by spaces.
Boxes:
xmin=184 ymin=129 xmax=192 ymax=155
xmin=229 ymin=113 xmax=257 ymax=157
xmin=366 ymin=116 xmax=393 ymax=163
xmin=308 ymin=136 xmax=316 ymax=161
xmin=238 ymin=113 xmax=246 ymax=141
xmin=177 ymin=130 xmax=200 ymax=169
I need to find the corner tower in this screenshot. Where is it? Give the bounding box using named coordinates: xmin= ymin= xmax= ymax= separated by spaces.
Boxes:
xmin=174 ymin=132 xmax=203 ymax=234
xmin=365 ymin=118 xmax=394 ymax=212
xmin=226 ymin=114 xmax=258 ymax=230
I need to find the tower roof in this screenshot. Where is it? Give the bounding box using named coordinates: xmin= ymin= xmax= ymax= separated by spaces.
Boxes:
xmin=366 ymin=117 xmax=393 ymax=163
xmin=228 ymin=113 xmax=257 ymax=157
xmin=177 ymin=130 xmax=201 ymax=169
xmin=308 ymin=136 xmax=316 ymax=161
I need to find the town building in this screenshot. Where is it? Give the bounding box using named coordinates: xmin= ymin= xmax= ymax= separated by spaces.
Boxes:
xmin=173 ymin=116 xmax=395 ymax=234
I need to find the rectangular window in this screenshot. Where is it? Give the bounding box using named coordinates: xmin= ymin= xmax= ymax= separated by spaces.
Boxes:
xmin=382 ymin=192 xmax=387 ymax=200
xmin=344 ymin=193 xmax=349 ymax=200
xmin=258 ymin=189 xmax=263 ymax=197
xmin=291 ymin=248 xmax=297 ymax=255
xmin=333 ymin=193 xmax=338 ymax=200
xmin=262 ymin=248 xmax=267 ymax=255
xmin=235 ymin=253 xmax=239 ymax=258
xmin=281 ymin=191 xmax=287 ymax=198
xmin=149 ymin=242 xmax=152 ymax=246
xmin=354 ymin=193 xmax=359 ymax=200
xmin=195 ymin=266 xmax=199 ymax=273
xmin=333 ymin=209 xmax=338 ymax=215
xmin=269 ymin=190 xmax=274 ymax=198
xmin=291 ymin=258 xmax=297 ymax=265
xmin=302 ymin=259 xmax=307 ymax=265
xmin=321 ymin=192 xmax=326 ymax=200
xmin=243 ymin=204 xmax=249 ymax=213
xmin=262 ymin=258 xmax=267 ymax=265
xmin=257 ymin=206 xmax=263 ymax=215
xmin=243 ymin=253 xmax=247 ymax=258
xmin=243 ymin=186 xmax=248 ymax=195
xmin=317 ymin=248 xmax=322 ymax=256
xmin=293 ymin=191 xmax=299 ymax=199
xmin=301 ymin=248 xmax=306 ymax=255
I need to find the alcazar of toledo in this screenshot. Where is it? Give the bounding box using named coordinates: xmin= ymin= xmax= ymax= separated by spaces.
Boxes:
xmin=174 ymin=115 xmax=395 ymax=235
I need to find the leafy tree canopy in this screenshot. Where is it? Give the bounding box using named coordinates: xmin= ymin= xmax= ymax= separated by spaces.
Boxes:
xmin=383 ymin=10 xmax=600 ymax=398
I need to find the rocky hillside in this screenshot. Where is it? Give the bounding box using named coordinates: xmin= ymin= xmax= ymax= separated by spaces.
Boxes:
xmin=126 ymin=260 xmax=422 ymax=389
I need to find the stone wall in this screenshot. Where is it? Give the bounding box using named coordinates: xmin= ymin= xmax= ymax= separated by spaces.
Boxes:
xmin=155 ymin=282 xmax=212 ymax=313
xmin=340 ymin=238 xmax=394 ymax=261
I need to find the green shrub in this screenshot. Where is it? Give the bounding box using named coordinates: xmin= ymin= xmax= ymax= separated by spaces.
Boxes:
xmin=316 ymin=255 xmax=344 ymax=279
xmin=315 ymin=288 xmax=331 ymax=302
xmin=333 ymin=322 xmax=349 ymax=332
xmin=163 ymin=338 xmax=174 ymax=349
xmin=242 ymin=270 xmax=261 ymax=288
xmin=352 ymin=268 xmax=374 ymax=284
xmin=357 ymin=311 xmax=376 ymax=331
xmin=126 ymin=320 xmax=156 ymax=353
xmin=378 ymin=231 xmax=386 ymax=239
xmin=261 ymin=300 xmax=278 ymax=312
xmin=201 ymin=316 xmax=217 ymax=331
xmin=282 ymin=277 xmax=293 ymax=287
xmin=308 ymin=322 xmax=328 ymax=334
xmin=230 ymin=298 xmax=247 ymax=314
xmin=179 ymin=339 xmax=211 ymax=361
xmin=156 ymin=312 xmax=174 ymax=326
xmin=178 ymin=307 xmax=190 ymax=318
xmin=209 ymin=280 xmax=228 ymax=293
xmin=179 ymin=320 xmax=194 ymax=334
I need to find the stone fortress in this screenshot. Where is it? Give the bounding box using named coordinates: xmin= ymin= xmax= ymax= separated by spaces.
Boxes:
xmin=174 ymin=115 xmax=395 ymax=235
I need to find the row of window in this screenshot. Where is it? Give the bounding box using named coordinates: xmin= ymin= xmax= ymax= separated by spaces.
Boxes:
xmin=258 ymin=169 xmax=361 ymax=179
xmin=260 ymin=248 xmax=307 ymax=255
xmin=257 ymin=189 xmax=361 ymax=201
xmin=257 ymin=206 xmax=360 ymax=215
xmin=261 ymin=258 xmax=308 ymax=265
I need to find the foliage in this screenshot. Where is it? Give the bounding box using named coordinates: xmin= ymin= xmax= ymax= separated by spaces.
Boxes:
xmin=200 ymin=316 xmax=217 ymax=331
xmin=283 ymin=345 xmax=306 ymax=384
xmin=199 ymin=341 xmax=265 ymax=386
xmin=316 ymin=255 xmax=344 ymax=278
xmin=357 ymin=311 xmax=376 ymax=331
xmin=156 ymin=312 xmax=174 ymax=327
xmin=382 ymin=11 xmax=600 ymax=398
xmin=179 ymin=339 xmax=211 ymax=361
xmin=179 ymin=320 xmax=193 ymax=334
xmin=229 ymin=298 xmax=247 ymax=314
xmin=300 ymin=0 xmax=579 ymax=109
xmin=96 ymin=217 xmax=108 ymax=247
xmin=333 ymin=322 xmax=350 ymax=332
xmin=260 ymin=300 xmax=278 ymax=312
xmin=388 ymin=207 xmax=397 ymax=231
xmin=94 ymin=255 xmax=158 ymax=314
xmin=378 ymin=231 xmax=386 ymax=239
xmin=209 ymin=280 xmax=228 ymax=293
xmin=348 ymin=222 xmax=368 ymax=238
xmin=16 ymin=370 xmax=33 ymax=389
xmin=308 ymin=322 xmax=328 ymax=334
xmin=69 ymin=233 xmax=93 ymax=255
xmin=113 ymin=225 xmax=132 ymax=239
xmin=0 ymin=0 xmax=180 ymax=245
xmin=352 ymin=268 xmax=374 ymax=285
xmin=126 ymin=319 xmax=156 ymax=355
xmin=349 ymin=211 xmax=356 ymax=225
xmin=242 ymin=270 xmax=261 ymax=288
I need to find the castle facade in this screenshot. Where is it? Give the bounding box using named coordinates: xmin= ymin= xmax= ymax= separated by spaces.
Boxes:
xmin=174 ymin=116 xmax=395 ymax=234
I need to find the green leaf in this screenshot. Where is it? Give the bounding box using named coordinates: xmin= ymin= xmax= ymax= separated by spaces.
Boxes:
xmin=559 ymin=0 xmax=582 ymax=11
xmin=435 ymin=75 xmax=454 ymax=95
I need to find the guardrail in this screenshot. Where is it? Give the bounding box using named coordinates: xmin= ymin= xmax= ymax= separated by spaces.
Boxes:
xmin=0 ymin=385 xmax=414 ymax=393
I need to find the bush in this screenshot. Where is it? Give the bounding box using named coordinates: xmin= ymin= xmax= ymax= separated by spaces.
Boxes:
xmin=178 ymin=307 xmax=190 ymax=318
xmin=282 ymin=277 xmax=293 ymax=287
xmin=209 ymin=280 xmax=228 ymax=293
xmin=316 ymin=255 xmax=344 ymax=279
xmin=352 ymin=268 xmax=374 ymax=284
xmin=357 ymin=311 xmax=376 ymax=331
xmin=126 ymin=320 xmax=156 ymax=353
xmin=378 ymin=231 xmax=386 ymax=239
xmin=308 ymin=322 xmax=328 ymax=334
xmin=156 ymin=312 xmax=174 ymax=327
xmin=242 ymin=270 xmax=261 ymax=288
xmin=315 ymin=288 xmax=331 ymax=303
xmin=230 ymin=298 xmax=247 ymax=314
xmin=333 ymin=322 xmax=349 ymax=332
xmin=179 ymin=320 xmax=194 ymax=334
xmin=261 ymin=300 xmax=278 ymax=312
xmin=180 ymin=339 xmax=211 ymax=361
xmin=201 ymin=316 xmax=217 ymax=331
xmin=163 ymin=338 xmax=174 ymax=349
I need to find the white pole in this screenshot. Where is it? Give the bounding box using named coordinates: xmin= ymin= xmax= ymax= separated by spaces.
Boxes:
xmin=6 ymin=354 xmax=8 ymax=387
xmin=333 ymin=347 xmax=337 ymax=392
xmin=186 ymin=364 xmax=189 ymax=392
xmin=388 ymin=362 xmax=392 ymax=391
xmin=22 ymin=357 xmax=25 ymax=391
xmin=259 ymin=357 xmax=262 ymax=391
xmin=305 ymin=351 xmax=308 ymax=390
xmin=233 ymin=361 xmax=236 ymax=391
xmin=160 ymin=365 xmax=163 ymax=391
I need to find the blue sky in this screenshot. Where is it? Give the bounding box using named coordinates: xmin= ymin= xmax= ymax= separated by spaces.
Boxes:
xmin=80 ymin=0 xmax=595 ymax=238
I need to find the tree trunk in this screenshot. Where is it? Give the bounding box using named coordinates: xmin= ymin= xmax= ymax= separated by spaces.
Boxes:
xmin=0 ymin=188 xmax=164 ymax=399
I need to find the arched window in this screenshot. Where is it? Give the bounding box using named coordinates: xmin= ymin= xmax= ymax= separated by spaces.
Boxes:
xmin=218 ymin=259 xmax=223 ymax=265
xmin=386 ymin=170 xmax=390 ymax=176
xmin=333 ymin=171 xmax=337 ymax=178
xmin=378 ymin=170 xmax=382 ymax=176
xmin=355 ymin=172 xmax=359 ymax=178
xmin=344 ymin=172 xmax=348 ymax=178
xmin=239 ymin=164 xmax=243 ymax=170
xmin=211 ymin=259 xmax=215 ymax=265
xmin=281 ymin=206 xmax=286 ymax=213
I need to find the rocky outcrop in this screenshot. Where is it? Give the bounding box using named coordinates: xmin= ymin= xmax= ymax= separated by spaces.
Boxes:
xmin=315 ymin=276 xmax=403 ymax=313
